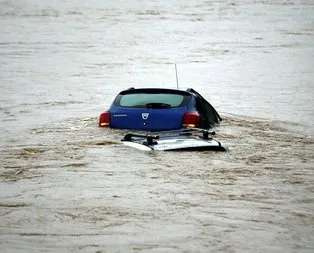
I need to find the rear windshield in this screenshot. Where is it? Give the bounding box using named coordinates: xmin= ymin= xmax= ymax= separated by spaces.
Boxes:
xmin=114 ymin=92 xmax=190 ymax=108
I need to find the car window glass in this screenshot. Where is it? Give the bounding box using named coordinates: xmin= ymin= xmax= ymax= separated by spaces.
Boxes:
xmin=118 ymin=93 xmax=188 ymax=107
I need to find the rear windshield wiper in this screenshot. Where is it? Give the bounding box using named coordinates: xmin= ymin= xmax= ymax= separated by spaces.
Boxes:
xmin=146 ymin=103 xmax=171 ymax=109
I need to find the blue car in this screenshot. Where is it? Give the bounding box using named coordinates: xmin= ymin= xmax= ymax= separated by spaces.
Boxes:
xmin=99 ymin=88 xmax=221 ymax=132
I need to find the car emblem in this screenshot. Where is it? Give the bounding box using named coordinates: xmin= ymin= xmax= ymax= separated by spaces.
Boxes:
xmin=142 ymin=113 xmax=149 ymax=120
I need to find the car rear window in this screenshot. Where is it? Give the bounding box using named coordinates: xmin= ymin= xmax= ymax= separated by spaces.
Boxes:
xmin=115 ymin=92 xmax=190 ymax=108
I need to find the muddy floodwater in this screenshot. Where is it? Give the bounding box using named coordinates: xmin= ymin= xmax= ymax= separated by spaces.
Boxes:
xmin=1 ymin=0 xmax=314 ymax=252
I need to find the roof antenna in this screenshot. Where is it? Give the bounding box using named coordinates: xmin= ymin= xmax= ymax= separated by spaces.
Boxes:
xmin=175 ymin=64 xmax=179 ymax=90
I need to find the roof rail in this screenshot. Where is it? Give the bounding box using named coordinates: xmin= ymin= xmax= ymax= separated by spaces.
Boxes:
xmin=122 ymin=133 xmax=159 ymax=145
xmin=121 ymin=128 xmax=215 ymax=143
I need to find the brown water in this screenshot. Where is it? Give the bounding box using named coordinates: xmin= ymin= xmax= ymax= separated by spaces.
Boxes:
xmin=1 ymin=0 xmax=314 ymax=252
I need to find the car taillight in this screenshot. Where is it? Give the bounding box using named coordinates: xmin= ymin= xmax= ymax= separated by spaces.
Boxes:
xmin=99 ymin=112 xmax=110 ymax=127
xmin=183 ymin=112 xmax=201 ymax=128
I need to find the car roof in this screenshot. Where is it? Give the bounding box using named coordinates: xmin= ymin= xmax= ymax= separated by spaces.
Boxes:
xmin=119 ymin=87 xmax=193 ymax=96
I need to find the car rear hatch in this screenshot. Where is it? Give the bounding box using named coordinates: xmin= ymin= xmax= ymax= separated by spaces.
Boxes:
xmin=109 ymin=89 xmax=191 ymax=131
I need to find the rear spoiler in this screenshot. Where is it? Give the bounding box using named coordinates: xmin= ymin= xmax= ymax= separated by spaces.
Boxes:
xmin=119 ymin=88 xmax=191 ymax=96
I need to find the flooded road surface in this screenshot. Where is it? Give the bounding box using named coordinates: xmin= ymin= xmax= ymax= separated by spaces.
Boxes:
xmin=1 ymin=0 xmax=314 ymax=252
xmin=1 ymin=116 xmax=313 ymax=252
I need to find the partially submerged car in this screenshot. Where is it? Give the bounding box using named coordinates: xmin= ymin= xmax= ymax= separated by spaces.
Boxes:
xmin=121 ymin=128 xmax=228 ymax=151
xmin=99 ymin=87 xmax=221 ymax=132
